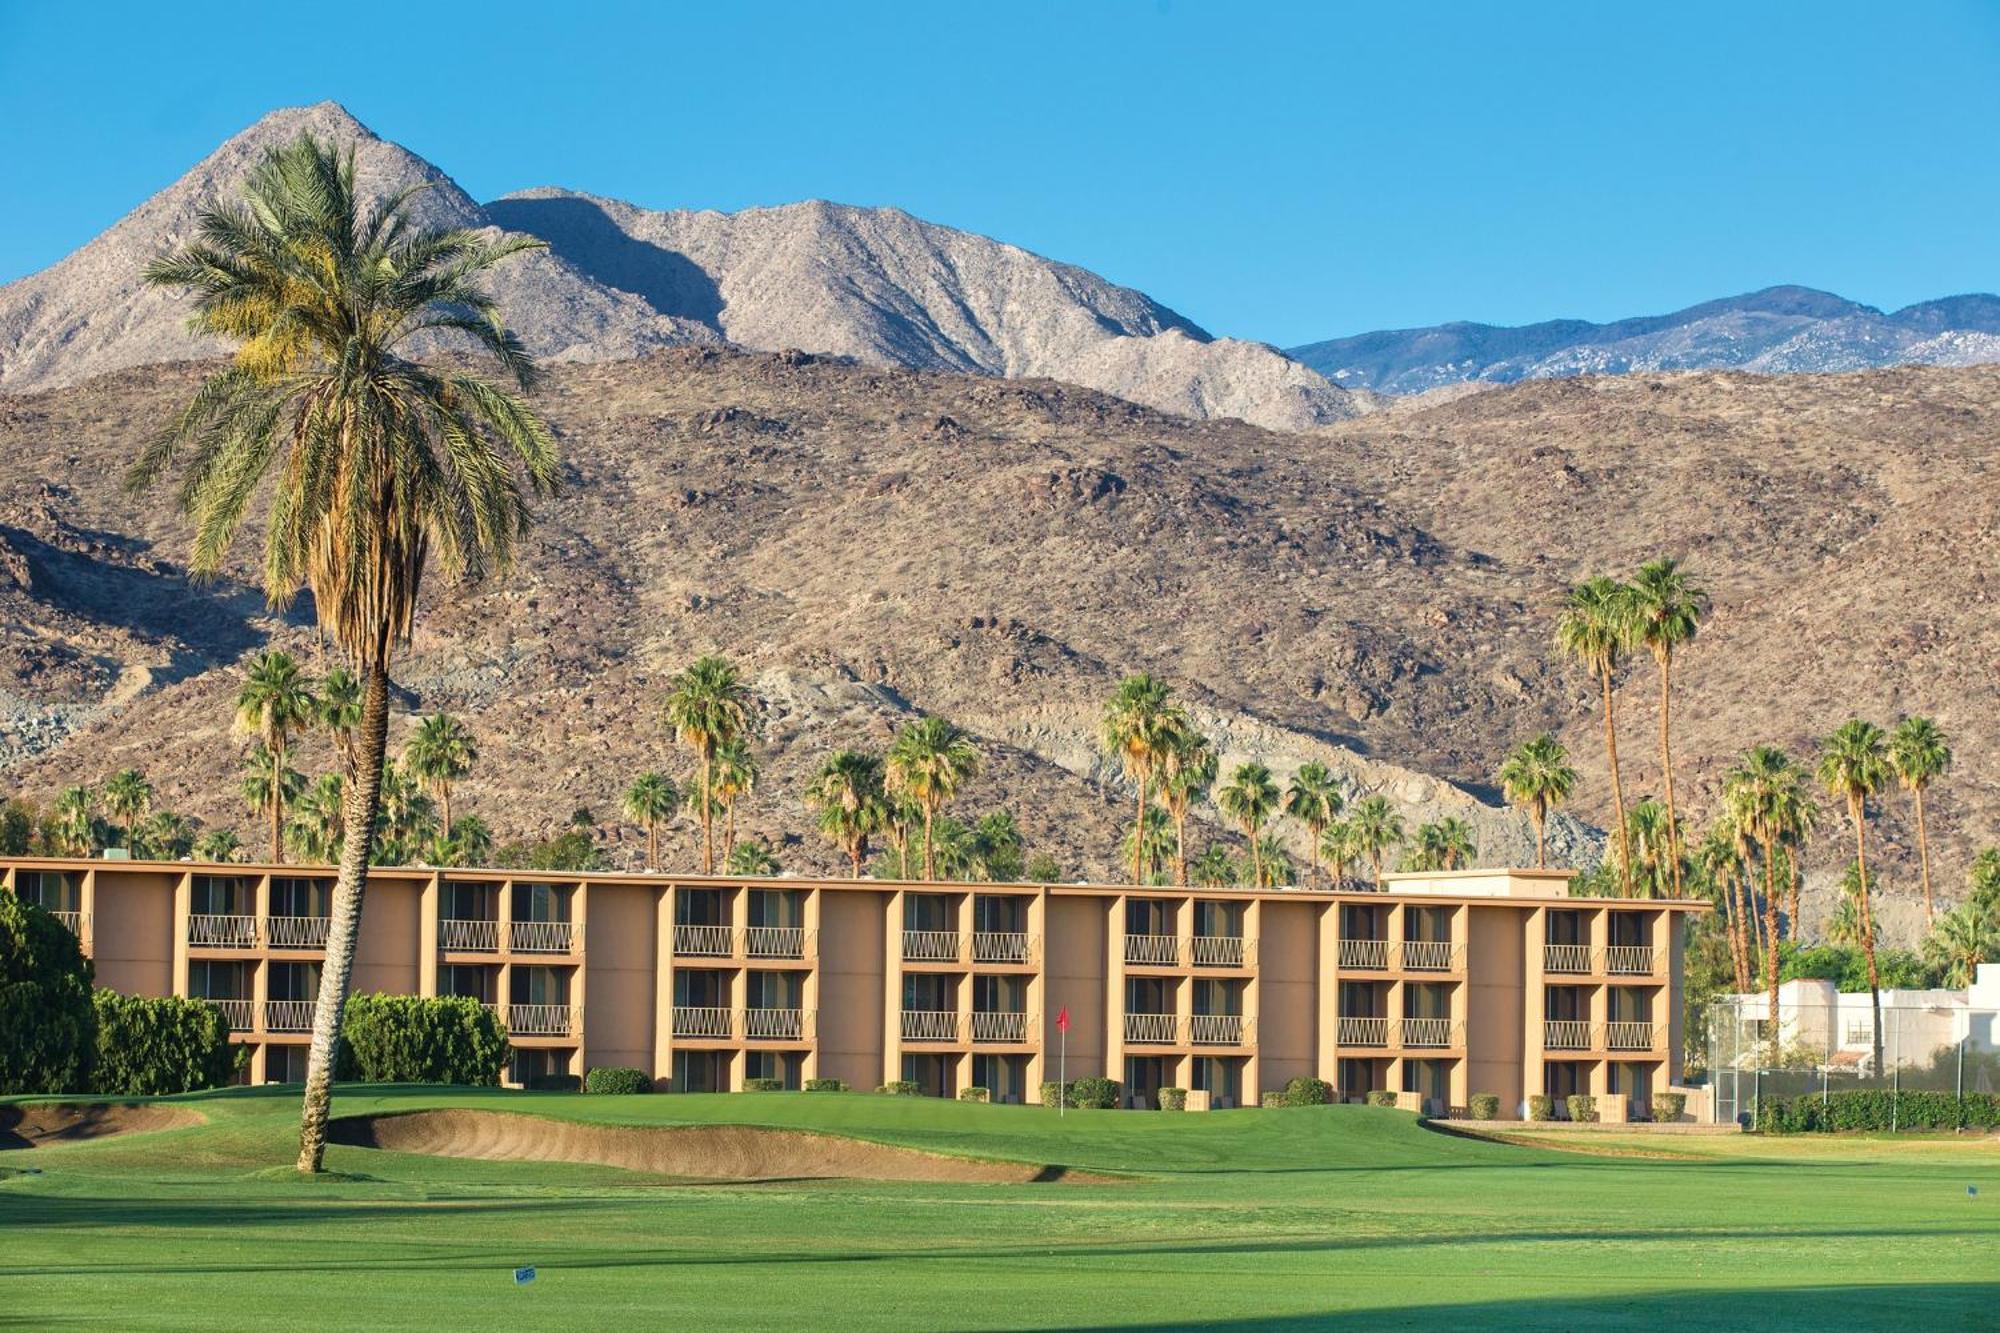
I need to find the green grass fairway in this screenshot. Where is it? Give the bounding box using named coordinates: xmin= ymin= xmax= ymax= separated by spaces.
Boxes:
xmin=3 ymin=1086 xmax=1996 ymax=1330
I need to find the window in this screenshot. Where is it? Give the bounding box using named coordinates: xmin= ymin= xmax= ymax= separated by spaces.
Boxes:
xmin=511 ymin=882 xmax=570 ymax=925
xmin=972 ymin=1053 xmax=1029 ymax=1102
xmin=509 ymin=966 xmax=569 ymax=1006
xmin=1192 ymin=978 xmax=1241 ymax=1017
xmin=16 ymin=871 xmax=80 ymax=913
xmin=973 ymin=895 xmax=1025 ymax=933
xmin=747 ymin=971 xmax=802 ymax=1009
xmin=188 ymin=960 xmax=250 ymax=1000
xmin=439 ymin=965 xmax=496 ymax=1002
xmin=265 ymin=1044 xmax=310 ymax=1084
xmin=903 ymin=893 xmax=953 ymax=931
xmin=672 ymin=1049 xmax=727 ymax=1092
xmin=902 ymin=973 xmax=952 ymax=1012
xmin=1125 ymin=898 xmax=1173 ymax=937
xmin=443 ymin=881 xmax=499 ymax=921
xmin=269 ymin=878 xmax=331 ymax=918
xmin=747 ymin=889 xmax=801 ymax=929
xmin=675 ymin=888 xmax=726 ymax=926
xmin=511 ymin=1048 xmax=566 ymax=1086
xmin=191 ymin=876 xmax=250 ymax=916
xmin=1405 ymin=983 xmax=1451 ymax=1021
xmin=973 ymin=974 xmax=1025 ymax=1013
xmin=1124 ymin=976 xmax=1173 ymax=1015
xmin=269 ymin=961 xmax=320 ymax=1001
xmin=674 ymin=969 xmax=729 ymax=1008
xmin=744 ymin=1050 xmax=801 ymax=1088
xmin=1195 ymin=900 xmax=1242 ymax=938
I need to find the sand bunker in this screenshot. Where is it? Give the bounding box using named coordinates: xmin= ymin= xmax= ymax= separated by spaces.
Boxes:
xmin=330 ymin=1109 xmax=1088 ymax=1184
xmin=0 ymin=1101 xmax=204 ymax=1149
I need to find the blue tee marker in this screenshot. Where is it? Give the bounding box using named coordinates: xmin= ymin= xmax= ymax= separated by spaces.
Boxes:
xmin=514 ymin=1267 xmax=537 ymax=1285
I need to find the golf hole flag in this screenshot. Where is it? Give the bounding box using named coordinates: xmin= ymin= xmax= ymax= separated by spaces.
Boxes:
xmin=1056 ymin=1006 xmax=1070 ymax=1033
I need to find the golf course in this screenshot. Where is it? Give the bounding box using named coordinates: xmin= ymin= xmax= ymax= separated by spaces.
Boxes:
xmin=2 ymin=1089 xmax=1995 ymax=1329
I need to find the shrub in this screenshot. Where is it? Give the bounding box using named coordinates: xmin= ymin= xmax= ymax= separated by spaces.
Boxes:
xmin=1467 ymin=1093 xmax=1501 ymax=1121
xmin=743 ymin=1077 xmax=785 ymax=1092
xmin=875 ymin=1080 xmax=921 ymax=1096
xmin=1284 ymin=1076 xmax=1334 ymax=1107
xmin=958 ymin=1085 xmax=990 ymax=1103
xmin=1040 ymin=1080 xmax=1071 ymax=1108
xmin=91 ymin=991 xmax=233 ymax=1095
xmin=1527 ymin=1094 xmax=1554 ymax=1122
xmin=1068 ymin=1076 xmax=1120 ymax=1109
xmin=0 ymin=894 xmax=94 ymax=1094
xmin=1565 ymin=1094 xmax=1598 ymax=1124
xmin=526 ymin=1073 xmax=581 ymax=1092
xmin=1158 ymin=1087 xmax=1187 ymax=1111
xmin=804 ymin=1077 xmax=848 ymax=1092
xmin=1364 ymin=1090 xmax=1396 ymax=1108
xmin=1652 ymin=1092 xmax=1686 ymax=1123
xmin=1757 ymin=1090 xmax=2000 ymax=1133
xmin=1259 ymin=1090 xmax=1286 ymax=1108
xmin=584 ymin=1066 xmax=652 ymax=1095
xmin=336 ymin=994 xmax=509 ymax=1085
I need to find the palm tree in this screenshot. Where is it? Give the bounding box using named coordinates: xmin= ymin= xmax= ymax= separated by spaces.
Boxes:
xmin=234 ymin=650 xmax=318 ymax=863
xmin=886 ymin=717 xmax=980 ymax=881
xmin=1696 ymin=817 xmax=1751 ymax=990
xmin=804 ymin=750 xmax=887 ymax=878
xmin=1923 ymin=902 xmax=1994 ymax=989
xmin=51 ymin=786 xmax=98 ymax=856
xmin=100 ymin=768 xmax=154 ymax=851
xmin=1626 ymin=558 xmax=1707 ymax=894
xmin=1121 ymin=805 xmax=1175 ymax=885
xmin=725 ymin=840 xmax=779 ymax=876
xmin=1319 ymin=818 xmax=1356 ymax=886
xmin=1816 ymin=720 xmax=1891 ymax=1074
xmin=1249 ymin=833 xmax=1294 ymax=888
xmin=1497 ymin=733 xmax=1578 ymax=868
xmin=1285 ymin=762 xmax=1343 ymax=882
xmin=1435 ymin=816 xmax=1476 ymax=871
xmin=287 ymin=773 xmax=346 ymax=863
xmin=1624 ymin=798 xmax=1675 ymax=899
xmin=1725 ymin=746 xmax=1815 ymax=1061
xmin=1556 ymin=576 xmax=1637 ymax=894
xmin=1828 ymin=862 xmax=1866 ymax=947
xmin=709 ymin=737 xmax=758 ymax=860
xmin=1888 ymin=716 xmax=1951 ymax=923
xmin=194 ymin=828 xmax=243 ymax=863
xmin=318 ymin=667 xmax=363 ymax=775
xmin=240 ymin=744 xmax=304 ymax=857
xmin=662 ymin=656 xmax=754 ymax=873
xmin=970 ymin=811 xmax=1026 ymax=882
xmin=621 ymin=772 xmax=681 ymax=871
xmin=134 ymin=130 xmax=558 ymax=1173
xmin=1189 ymin=845 xmax=1239 ymax=888
xmin=1101 ymin=674 xmax=1188 ymax=887
xmin=137 ymin=810 xmax=198 ymax=860
xmin=1347 ymin=795 xmax=1405 ymax=888
xmin=439 ymin=815 xmax=493 ymax=868
xmin=402 ymin=712 xmax=476 ymax=834
xmin=1215 ymin=762 xmax=1280 ymax=888
xmin=1158 ymin=730 xmax=1217 ymax=887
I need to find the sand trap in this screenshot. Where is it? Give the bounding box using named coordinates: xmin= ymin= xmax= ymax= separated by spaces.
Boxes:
xmin=0 ymin=1102 xmax=204 ymax=1150
xmin=330 ymin=1109 xmax=1091 ymax=1184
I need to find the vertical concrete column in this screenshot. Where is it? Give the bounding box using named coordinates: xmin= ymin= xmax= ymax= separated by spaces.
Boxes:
xmin=1521 ymin=904 xmax=1546 ymax=1114
xmin=571 ymin=881 xmax=589 ymax=1069
xmin=653 ymin=886 xmax=676 ymax=1087
xmin=956 ymin=890 xmax=975 ymax=965
xmin=1666 ymin=909 xmax=1686 ymax=1084
xmin=418 ymin=873 xmax=439 ymax=997
xmin=1588 ymin=906 xmax=1609 ymax=975
xmin=801 ymin=888 xmax=822 ymax=1083
xmin=1317 ymin=901 xmax=1339 ymax=1084
xmin=883 ymin=889 xmax=905 ymax=1088
xmin=172 ymin=871 xmax=192 ymax=997
xmin=1175 ymin=895 xmax=1195 ymax=968
xmin=729 ymin=883 xmax=749 ymax=959
xmin=727 ymin=964 xmax=747 ymax=1090
xmin=254 ymin=873 xmax=271 ymax=946
xmin=1105 ymin=894 xmax=1127 ymax=1089
xmin=497 ymin=878 xmax=515 ymax=960
xmin=1024 ymin=887 xmax=1048 ymax=1088
xmin=80 ymin=867 xmax=96 ymax=954
xmin=1241 ymin=899 xmax=1262 ymax=1102
xmin=1387 ymin=900 xmax=1406 ymax=969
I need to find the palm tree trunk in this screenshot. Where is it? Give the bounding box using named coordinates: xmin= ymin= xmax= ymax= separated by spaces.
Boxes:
xmin=1785 ymin=855 xmax=1800 ymax=928
xmin=1172 ymin=805 xmax=1188 ymax=887
xmin=272 ymin=732 xmax=287 ymax=865
xmin=1371 ymin=851 xmax=1383 ymax=891
xmin=698 ymin=752 xmax=713 ymax=874
xmin=440 ymin=787 xmax=452 ymax=839
xmin=849 ymin=840 xmax=864 ymax=879
xmin=297 ymin=661 xmax=389 ymax=1173
xmin=1132 ymin=777 xmax=1147 ymax=887
xmin=1533 ymin=800 xmax=1547 ymax=868
xmin=1913 ymin=786 xmax=1935 ymax=923
xmin=1658 ymin=654 xmax=1683 ymax=897
xmin=922 ymin=802 xmax=936 ymax=881
xmin=1723 ymin=867 xmax=1748 ymax=992
xmin=1852 ymin=797 xmax=1884 ymax=1075
xmin=646 ymin=819 xmax=659 ymax=871
xmin=725 ymin=803 xmax=736 ymax=859
xmin=1762 ymin=839 xmax=1781 ymax=1065
xmin=1600 ymin=672 xmax=1632 ymax=895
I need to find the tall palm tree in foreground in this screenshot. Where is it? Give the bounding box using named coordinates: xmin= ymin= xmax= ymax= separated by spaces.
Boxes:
xmin=1887 ymin=716 xmax=1950 ymax=923
xmin=1285 ymin=762 xmax=1343 ymax=883
xmin=235 ymin=650 xmax=317 ymax=862
xmin=1626 ymin=558 xmax=1706 ymax=894
xmin=886 ymin=717 xmax=979 ymax=880
xmin=621 ymin=772 xmax=681 ymax=871
xmin=1497 ymin=733 xmax=1578 ymax=868
xmin=1347 ymin=794 xmax=1405 ymax=889
xmin=1158 ymin=730 xmax=1216 ymax=887
xmin=805 ymin=750 xmax=886 ymax=878
xmin=404 ymin=713 xmax=476 ymax=834
xmin=1216 ymin=762 xmax=1280 ymax=889
xmin=1100 ymin=674 xmax=1187 ymax=887
xmin=662 ymin=656 xmax=754 ymax=873
xmin=1556 ymin=576 xmax=1636 ymax=894
xmin=131 ymin=133 xmax=558 ymax=1172
xmin=1817 ymin=720 xmax=1890 ymax=1074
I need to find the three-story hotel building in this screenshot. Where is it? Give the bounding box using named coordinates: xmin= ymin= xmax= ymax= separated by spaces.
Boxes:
xmin=2 ymin=857 xmax=1703 ymax=1116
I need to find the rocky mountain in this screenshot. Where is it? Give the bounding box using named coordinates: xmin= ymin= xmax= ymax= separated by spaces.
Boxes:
xmin=1291 ymin=286 xmax=2000 ymax=395
xmin=0 ymin=102 xmax=1357 ymax=433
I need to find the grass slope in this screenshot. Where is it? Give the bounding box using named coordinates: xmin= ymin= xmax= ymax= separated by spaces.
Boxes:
xmin=2 ymin=1086 xmax=1996 ymax=1330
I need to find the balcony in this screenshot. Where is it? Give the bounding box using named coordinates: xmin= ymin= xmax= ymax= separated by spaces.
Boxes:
xmin=203 ymin=998 xmax=255 ymax=1031
xmin=510 ymin=920 xmax=575 ymax=954
xmin=188 ymin=915 xmax=258 ymax=949
xmin=1124 ymin=1012 xmax=1179 ymax=1045
xmin=746 ymin=926 xmax=808 ymax=959
xmin=970 ymin=1010 xmax=1029 ymax=1043
xmin=1400 ymin=1017 xmax=1456 ymax=1048
xmin=743 ymin=1007 xmax=808 ymax=1041
xmin=1607 ymin=1020 xmax=1655 ymax=1051
xmin=1544 ymin=1019 xmax=1594 ymax=1051
xmin=439 ymin=917 xmax=500 ymax=953
xmin=1124 ymin=934 xmax=1183 ymax=967
xmin=1190 ymin=1013 xmax=1248 ymax=1046
xmin=901 ymin=1009 xmax=963 ymax=1042
xmin=266 ymin=915 xmax=329 ymax=950
xmin=46 ymin=910 xmax=90 ymax=944
xmin=1338 ymin=939 xmax=1388 ymax=970
xmin=674 ymin=924 xmax=736 ymax=957
xmin=972 ymin=931 xmax=1032 ymax=965
xmin=508 ymin=1003 xmax=578 ymax=1037
xmin=1191 ymin=935 xmax=1246 ymax=968
xmin=265 ymin=999 xmax=315 ymax=1033
xmin=1544 ymin=944 xmax=1593 ymax=974
xmin=1606 ymin=945 xmax=1656 ymax=976
xmin=1400 ymin=940 xmax=1455 ymax=972
xmin=673 ymin=1006 xmax=733 ymax=1039
xmin=1337 ymin=1016 xmax=1389 ymax=1047
xmin=902 ymin=930 xmax=963 ymax=963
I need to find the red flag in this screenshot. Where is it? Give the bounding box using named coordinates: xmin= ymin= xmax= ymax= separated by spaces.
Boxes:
xmin=1056 ymin=1006 xmax=1070 ymax=1033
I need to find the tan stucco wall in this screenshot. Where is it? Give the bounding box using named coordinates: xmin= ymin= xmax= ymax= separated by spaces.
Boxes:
xmin=1466 ymin=904 xmax=1527 ymax=1115
xmin=1045 ymin=895 xmax=1106 ymax=1079
xmin=582 ymin=881 xmax=657 ymax=1074
xmin=1257 ymin=898 xmax=1319 ymax=1089
xmin=353 ymin=879 xmax=421 ymax=995
xmin=90 ymin=870 xmax=175 ymax=996
xmin=816 ymin=888 xmax=885 ymax=1089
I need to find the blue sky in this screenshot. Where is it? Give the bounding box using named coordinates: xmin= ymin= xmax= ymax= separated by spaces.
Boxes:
xmin=2 ymin=1 xmax=1996 ymax=345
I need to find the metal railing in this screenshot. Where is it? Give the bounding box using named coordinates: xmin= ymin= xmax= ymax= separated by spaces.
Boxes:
xmin=439 ymin=917 xmax=500 ymax=952
xmin=744 ymin=1007 xmax=808 ymax=1041
xmin=1401 ymin=939 xmax=1455 ymax=971
xmin=1544 ymin=1019 xmax=1594 ymax=1050
xmin=746 ymin=926 xmax=808 ymax=959
xmin=264 ymin=999 xmax=315 ymax=1032
xmin=1124 ymin=1012 xmax=1179 ymax=1044
xmin=510 ymin=920 xmax=575 ymax=954
xmin=188 ymin=914 xmax=258 ymax=949
xmin=1124 ymin=934 xmax=1183 ymax=967
xmin=970 ymin=1010 xmax=1029 ymax=1043
xmin=508 ymin=1003 xmax=578 ymax=1036
xmin=672 ymin=1006 xmax=733 ymax=1039
xmin=265 ymin=915 xmax=329 ymax=949
xmin=972 ymin=931 xmax=1031 ymax=964
xmin=1191 ymin=935 xmax=1246 ymax=968
xmin=1338 ymin=938 xmax=1388 ymax=970
xmin=902 ymin=930 xmax=963 ymax=963
xmin=1605 ymin=945 xmax=1655 ymax=976
xmin=901 ymin=1009 xmax=963 ymax=1042
xmin=1337 ymin=1015 xmax=1389 ymax=1047
xmin=48 ymin=910 xmax=89 ymax=943
xmin=1190 ymin=1013 xmax=1248 ymax=1046
xmin=1607 ymin=1020 xmax=1655 ymax=1051
xmin=1400 ymin=1017 xmax=1455 ymax=1048
xmin=203 ymin=998 xmax=255 ymax=1031
xmin=1544 ymin=944 xmax=1593 ymax=974
xmin=674 ymin=923 xmax=736 ymax=957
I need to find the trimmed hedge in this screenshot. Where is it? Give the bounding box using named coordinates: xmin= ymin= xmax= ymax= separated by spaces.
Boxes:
xmin=1757 ymin=1090 xmax=2000 ymax=1134
xmin=91 ymin=991 xmax=234 ymax=1095
xmin=1364 ymin=1090 xmax=1396 ymax=1108
xmin=1527 ymin=1094 xmax=1554 ymax=1122
xmin=583 ymin=1066 xmax=652 ymax=1095
xmin=804 ymin=1077 xmax=848 ymax=1092
xmin=958 ymin=1085 xmax=990 ymax=1103
xmin=1069 ymin=1076 xmax=1120 ymax=1109
xmin=1259 ymin=1091 xmax=1286 ymax=1107
xmin=336 ymin=994 xmax=510 ymax=1085
xmin=527 ymin=1073 xmax=581 ymax=1092
xmin=1158 ymin=1086 xmax=1187 ymax=1111
xmin=1653 ymin=1091 xmax=1686 ymax=1123
xmin=1040 ymin=1080 xmax=1072 ymax=1109
xmin=744 ymin=1077 xmax=785 ymax=1092
xmin=1284 ymin=1076 xmax=1334 ymax=1107
xmin=875 ymin=1080 xmax=921 ymax=1096
xmin=1565 ymin=1094 xmax=1598 ymax=1124
xmin=1468 ymin=1093 xmax=1501 ymax=1121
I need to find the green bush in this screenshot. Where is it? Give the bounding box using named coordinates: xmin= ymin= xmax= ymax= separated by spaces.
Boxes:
xmin=1040 ymin=1080 xmax=1071 ymax=1108
xmin=1284 ymin=1076 xmax=1334 ymax=1106
xmin=1527 ymin=1094 xmax=1554 ymax=1122
xmin=91 ymin=991 xmax=233 ymax=1095
xmin=1259 ymin=1090 xmax=1285 ymax=1108
xmin=0 ymin=894 xmax=95 ymax=1094
xmin=875 ymin=1080 xmax=921 ymax=1096
xmin=583 ymin=1066 xmax=652 ymax=1095
xmin=743 ymin=1077 xmax=785 ymax=1092
xmin=1068 ymin=1076 xmax=1120 ymax=1109
xmin=804 ymin=1077 xmax=848 ymax=1092
xmin=526 ymin=1072 xmax=581 ymax=1092
xmin=335 ymin=994 xmax=509 ymax=1085
xmin=1652 ymin=1091 xmax=1686 ymax=1123
xmin=958 ymin=1085 xmax=990 ymax=1103
xmin=1468 ymin=1093 xmax=1501 ymax=1121
xmin=1757 ymin=1090 xmax=2000 ymax=1133
xmin=1565 ymin=1094 xmax=1598 ymax=1124
xmin=1158 ymin=1086 xmax=1187 ymax=1111
xmin=1364 ymin=1090 xmax=1396 ymax=1108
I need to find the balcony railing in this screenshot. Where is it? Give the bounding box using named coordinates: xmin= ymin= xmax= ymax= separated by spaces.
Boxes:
xmin=1190 ymin=1013 xmax=1248 ymax=1046
xmin=972 ymin=931 xmax=1031 ymax=965
xmin=1337 ymin=1015 xmax=1389 ymax=1047
xmin=744 ymin=1007 xmax=808 ymax=1041
xmin=439 ymin=917 xmax=500 ymax=952
xmin=47 ymin=910 xmax=90 ymax=945
xmin=510 ymin=920 xmax=575 ymax=954
xmin=1606 ymin=945 xmax=1655 ymax=976
xmin=1124 ymin=1012 xmax=1179 ymax=1045
xmin=902 ymin=930 xmax=963 ymax=963
xmin=1545 ymin=1019 xmax=1594 ymax=1050
xmin=188 ymin=914 xmax=258 ymax=949
xmin=265 ymin=999 xmax=315 ymax=1033
xmin=1544 ymin=944 xmax=1593 ymax=974
xmin=1400 ymin=940 xmax=1455 ymax=971
xmin=203 ymin=998 xmax=255 ymax=1031
xmin=674 ymin=923 xmax=736 ymax=957
xmin=673 ymin=1006 xmax=733 ymax=1039
xmin=901 ymin=1009 xmax=963 ymax=1042
xmin=1607 ymin=1020 xmax=1655 ymax=1051
xmin=1191 ymin=935 xmax=1246 ymax=968
xmin=1124 ymin=934 xmax=1182 ymax=967
xmin=746 ymin=926 xmax=808 ymax=959
xmin=1338 ymin=938 xmax=1388 ymax=970
xmin=970 ymin=1010 xmax=1029 ymax=1044
xmin=265 ymin=915 xmax=329 ymax=949
xmin=508 ymin=1003 xmax=578 ymax=1037
xmin=1401 ymin=1017 xmax=1456 ymax=1048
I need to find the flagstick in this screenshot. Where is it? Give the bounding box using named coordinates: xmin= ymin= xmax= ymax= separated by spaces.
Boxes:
xmin=1060 ymin=1022 xmax=1067 ymax=1119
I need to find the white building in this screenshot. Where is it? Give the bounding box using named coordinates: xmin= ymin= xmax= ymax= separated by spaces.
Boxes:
xmin=1715 ymin=963 xmax=2000 ymax=1077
